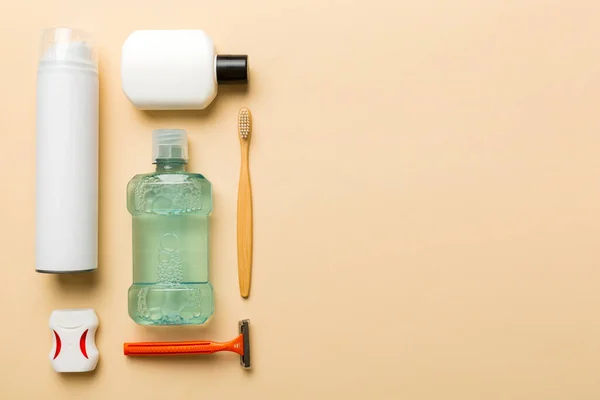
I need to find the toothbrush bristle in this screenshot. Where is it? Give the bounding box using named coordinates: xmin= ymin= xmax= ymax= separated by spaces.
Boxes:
xmin=238 ymin=108 xmax=252 ymax=139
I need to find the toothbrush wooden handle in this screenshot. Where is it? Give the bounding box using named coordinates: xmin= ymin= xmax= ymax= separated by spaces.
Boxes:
xmin=237 ymin=143 xmax=253 ymax=298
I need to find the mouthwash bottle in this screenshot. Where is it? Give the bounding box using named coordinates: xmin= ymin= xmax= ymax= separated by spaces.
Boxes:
xmin=127 ymin=129 xmax=213 ymax=325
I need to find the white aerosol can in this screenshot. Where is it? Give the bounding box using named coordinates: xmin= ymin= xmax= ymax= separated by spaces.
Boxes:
xmin=36 ymin=28 xmax=99 ymax=273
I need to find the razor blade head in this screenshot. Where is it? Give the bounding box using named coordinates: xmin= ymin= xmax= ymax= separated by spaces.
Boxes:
xmin=239 ymin=319 xmax=250 ymax=369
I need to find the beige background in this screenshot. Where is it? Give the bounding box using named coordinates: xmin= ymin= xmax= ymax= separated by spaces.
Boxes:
xmin=1 ymin=0 xmax=600 ymax=399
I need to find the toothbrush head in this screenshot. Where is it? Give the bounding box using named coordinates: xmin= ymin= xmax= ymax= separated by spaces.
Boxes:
xmin=238 ymin=107 xmax=252 ymax=140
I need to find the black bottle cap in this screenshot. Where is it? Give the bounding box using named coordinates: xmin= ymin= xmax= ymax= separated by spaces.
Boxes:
xmin=216 ymin=55 xmax=248 ymax=84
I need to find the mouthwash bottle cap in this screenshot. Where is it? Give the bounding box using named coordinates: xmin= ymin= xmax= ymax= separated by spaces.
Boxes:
xmin=153 ymin=129 xmax=188 ymax=162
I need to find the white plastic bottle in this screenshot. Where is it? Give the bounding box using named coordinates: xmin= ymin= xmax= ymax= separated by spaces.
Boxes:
xmin=121 ymin=30 xmax=248 ymax=110
xmin=36 ymin=28 xmax=99 ymax=273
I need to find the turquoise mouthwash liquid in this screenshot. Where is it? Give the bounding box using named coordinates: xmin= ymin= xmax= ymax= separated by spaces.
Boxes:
xmin=127 ymin=129 xmax=213 ymax=325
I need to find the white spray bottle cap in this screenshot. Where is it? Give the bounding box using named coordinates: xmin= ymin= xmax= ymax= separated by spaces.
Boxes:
xmin=39 ymin=27 xmax=97 ymax=69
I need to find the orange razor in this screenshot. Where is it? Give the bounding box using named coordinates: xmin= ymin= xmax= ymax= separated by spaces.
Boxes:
xmin=124 ymin=320 xmax=251 ymax=369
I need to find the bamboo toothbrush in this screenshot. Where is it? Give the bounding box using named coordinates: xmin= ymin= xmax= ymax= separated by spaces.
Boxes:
xmin=237 ymin=108 xmax=253 ymax=298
